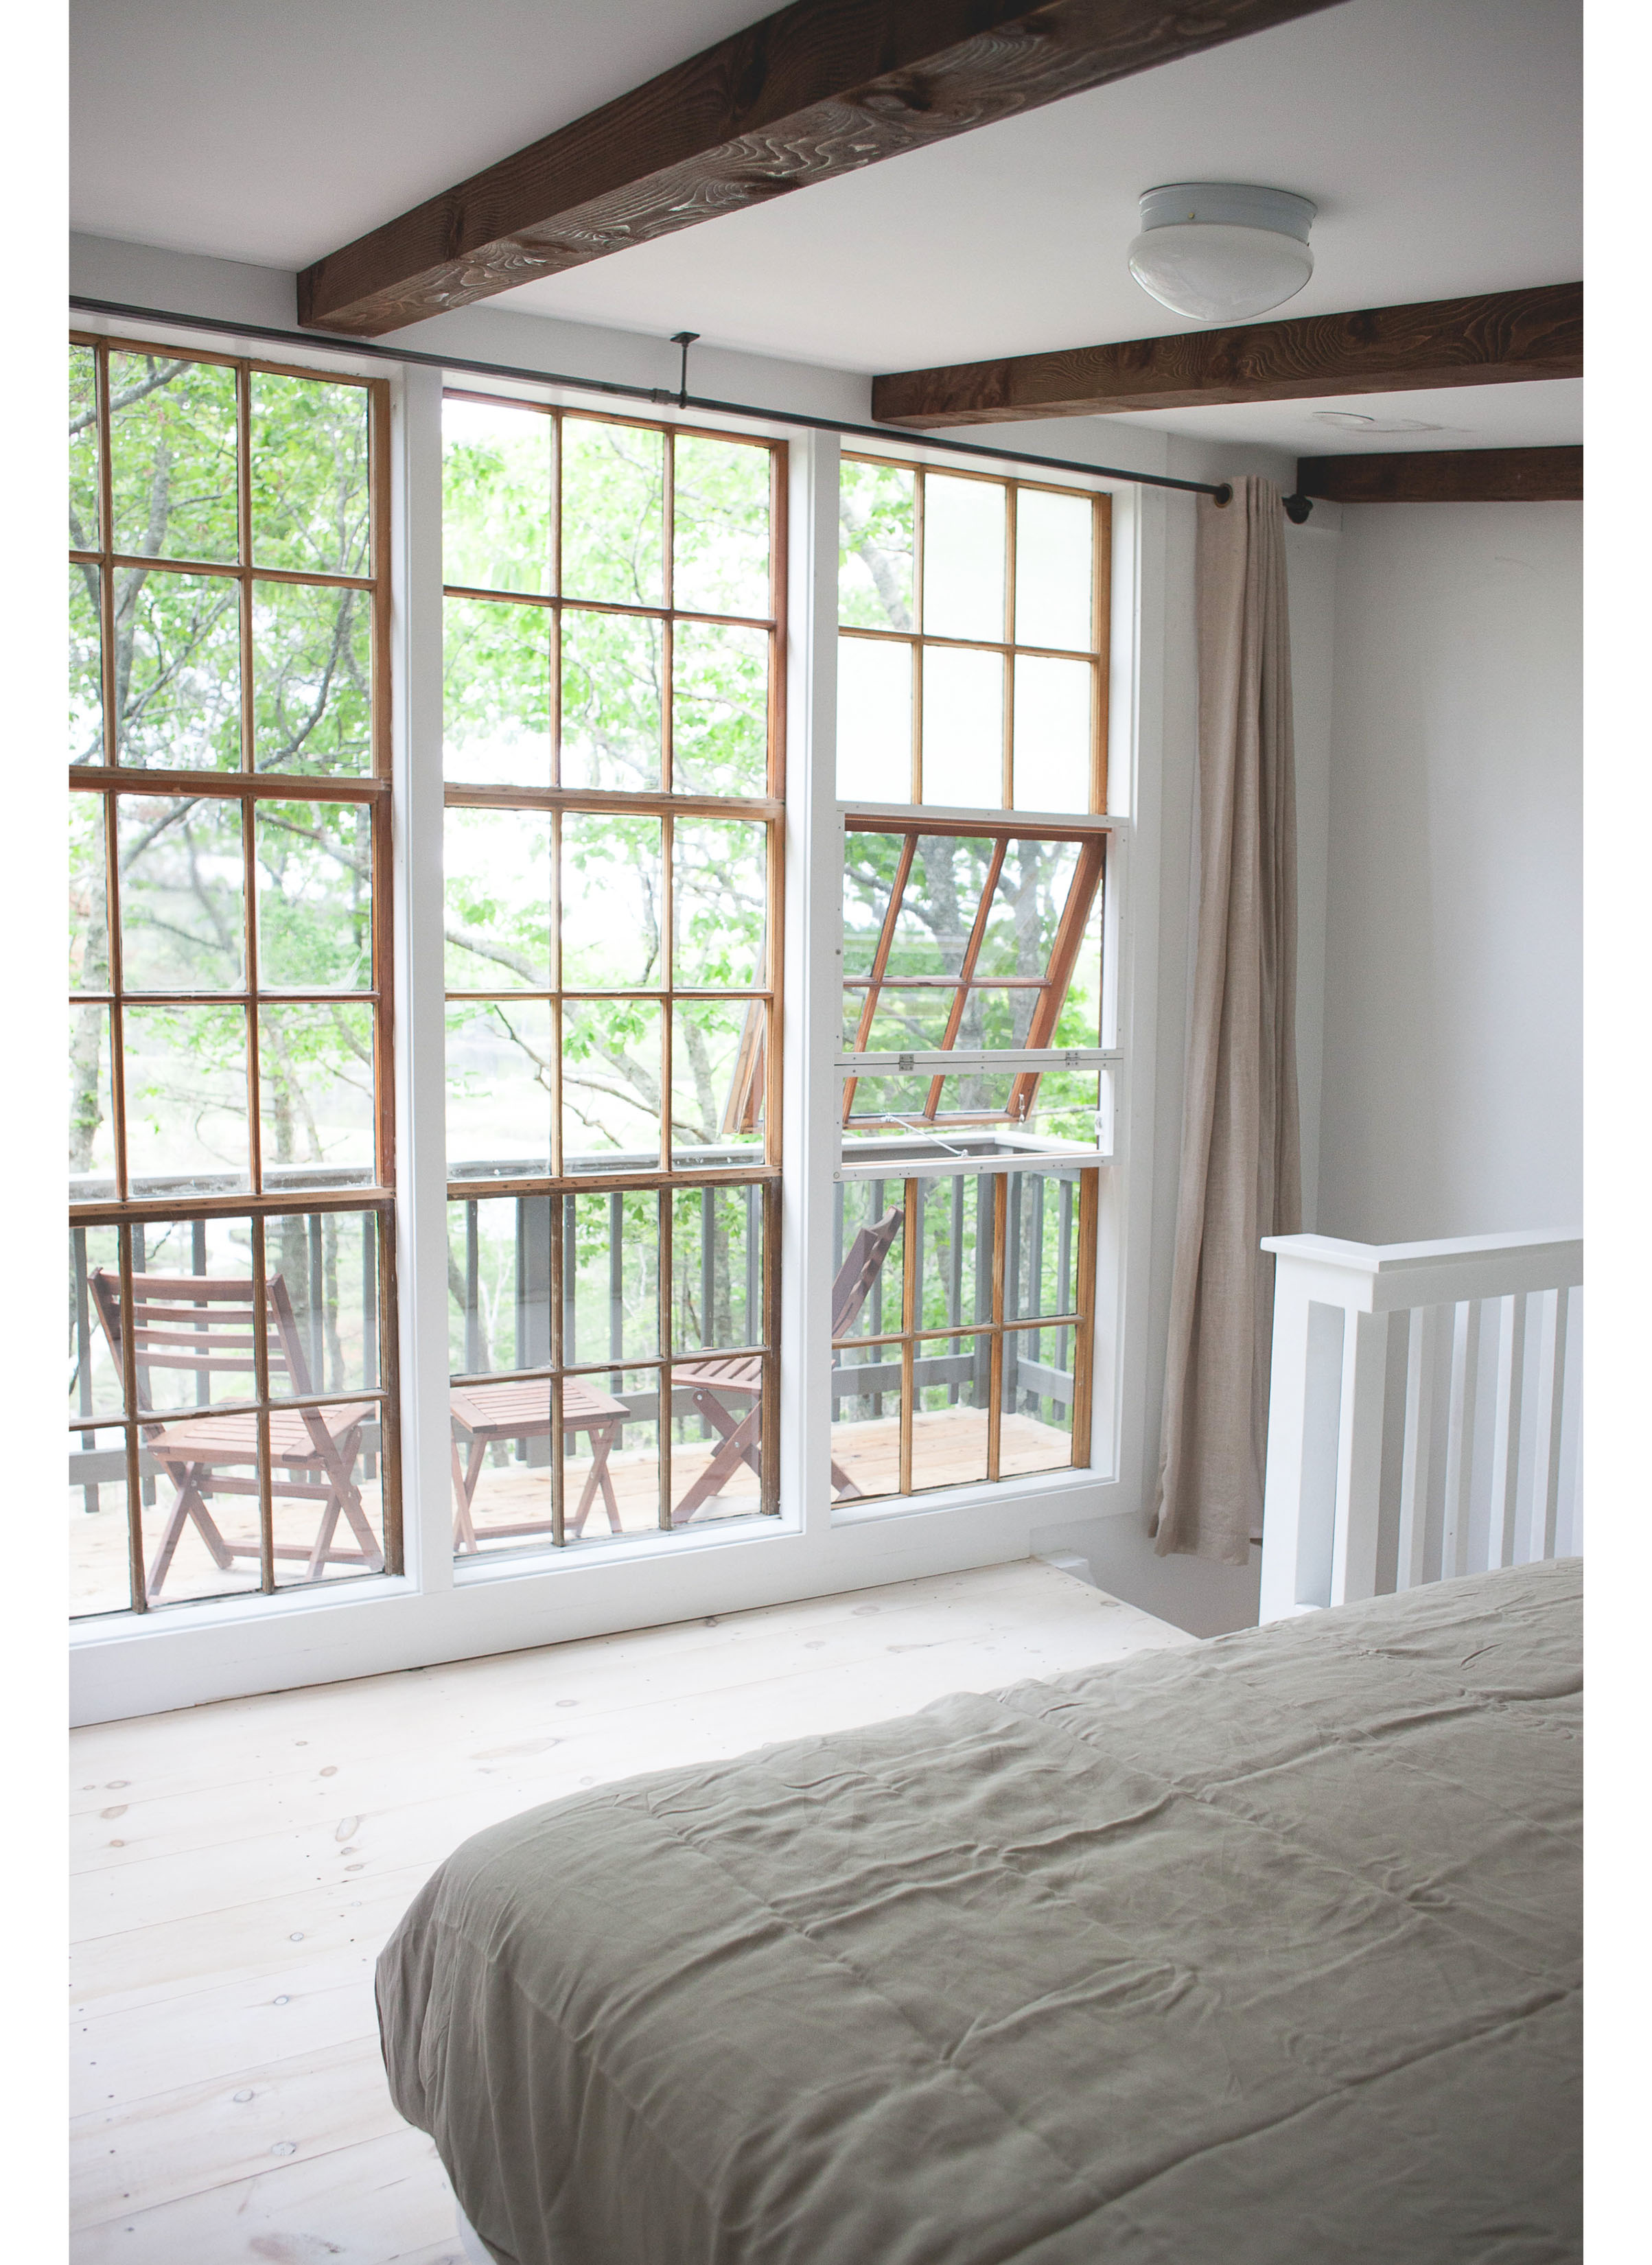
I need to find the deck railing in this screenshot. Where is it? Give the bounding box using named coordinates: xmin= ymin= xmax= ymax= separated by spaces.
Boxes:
xmin=70 ymin=1151 xmax=1081 ymax=1502
xmin=1258 ymin=1229 xmax=1583 ymax=1623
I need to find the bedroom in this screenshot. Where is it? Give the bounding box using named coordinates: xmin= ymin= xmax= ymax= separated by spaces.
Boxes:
xmin=10 ymin=0 xmax=1630 ymax=2255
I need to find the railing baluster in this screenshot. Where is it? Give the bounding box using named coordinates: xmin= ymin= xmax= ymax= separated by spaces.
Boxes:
xmin=1396 ymin=1304 xmax=1439 ymax=1591
xmin=465 ymin=1203 xmax=482 ymax=1375
xmin=973 ymin=1172 xmax=992 ymax=1410
xmin=362 ymin=1210 xmax=378 ymax=1478
xmin=131 ymin=1229 xmax=154 ymax=1505
xmin=745 ymin=1182 xmax=759 ymax=1352
xmin=1027 ymin=1174 xmax=1045 ymax=1412
xmin=1535 ymin=1286 xmax=1570 ymax=1561
xmin=1487 ymin=1292 xmax=1526 ymax=1570
xmin=73 ymin=1226 xmax=98 ymax=1513
xmin=870 ymin=1179 xmax=884 ymax=1419
xmin=948 ymin=1177 xmax=964 ymax=1404
xmin=307 ymin=1211 xmax=325 ymax=1395
xmin=1003 ymin=1172 xmax=1022 ymax=1413
xmin=1440 ymin=1300 xmax=1482 ymax=1581
xmin=192 ymin=1219 xmax=209 ymax=1407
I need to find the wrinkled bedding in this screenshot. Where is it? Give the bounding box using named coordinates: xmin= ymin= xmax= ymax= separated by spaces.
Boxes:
xmin=378 ymin=1561 xmax=1581 ymax=2264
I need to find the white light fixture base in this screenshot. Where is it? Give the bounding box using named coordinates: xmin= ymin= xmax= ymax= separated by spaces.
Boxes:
xmin=1128 ymin=182 xmax=1316 ymax=324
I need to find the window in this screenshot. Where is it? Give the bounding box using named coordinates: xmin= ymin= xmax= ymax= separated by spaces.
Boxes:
xmin=440 ymin=396 xmax=783 ymax=1553
xmin=833 ymin=457 xmax=1113 ymax=1506
xmin=69 ymin=336 xmax=398 ymax=1615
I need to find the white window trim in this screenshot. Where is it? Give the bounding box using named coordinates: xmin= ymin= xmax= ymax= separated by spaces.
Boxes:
xmin=67 ymin=356 xmax=1174 ymax=1726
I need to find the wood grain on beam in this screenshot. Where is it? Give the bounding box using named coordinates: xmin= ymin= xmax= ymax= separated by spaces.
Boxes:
xmin=1294 ymin=445 xmax=1583 ymax=503
xmin=870 ymin=283 xmax=1583 ymax=426
xmin=296 ymin=0 xmax=1347 ymax=336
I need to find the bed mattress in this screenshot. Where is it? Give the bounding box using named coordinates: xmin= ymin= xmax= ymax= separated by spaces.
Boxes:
xmin=379 ymin=1559 xmax=1581 ymax=2264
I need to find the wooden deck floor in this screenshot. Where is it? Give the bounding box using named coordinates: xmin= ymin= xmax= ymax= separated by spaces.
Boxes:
xmin=70 ymin=1559 xmax=1194 ymax=2262
xmin=69 ymin=1409 xmax=1076 ymax=1605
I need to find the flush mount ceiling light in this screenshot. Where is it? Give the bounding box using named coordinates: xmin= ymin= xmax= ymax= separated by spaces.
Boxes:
xmin=1128 ymin=183 xmax=1316 ymax=323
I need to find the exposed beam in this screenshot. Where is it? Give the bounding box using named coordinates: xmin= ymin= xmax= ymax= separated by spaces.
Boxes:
xmin=1294 ymin=445 xmax=1582 ymax=504
xmin=870 ymin=283 xmax=1583 ymax=426
xmin=297 ymin=0 xmax=1349 ymax=336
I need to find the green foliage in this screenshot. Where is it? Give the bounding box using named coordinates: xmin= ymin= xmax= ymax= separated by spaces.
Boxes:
xmin=839 ymin=458 xmax=914 ymax=631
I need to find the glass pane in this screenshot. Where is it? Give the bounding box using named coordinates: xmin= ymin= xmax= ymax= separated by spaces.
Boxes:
xmin=69 ymin=1225 xmax=125 ymax=1427
xmin=922 ymin=474 xmax=1005 ymax=642
xmin=69 ymin=793 xmax=110 ymax=992
xmin=673 ymin=620 xmax=767 ymax=795
xmin=561 ymin=813 xmax=663 ymax=990
xmin=264 ymin=1208 xmax=383 ymax=1397
xmin=841 ymin=828 xmax=909 ymax=1032
xmin=561 ymin=419 xmax=665 ymax=606
xmin=443 ymin=395 xmax=553 ymax=596
xmin=975 ymin=839 xmax=1097 ymax=1049
xmin=1014 ymin=489 xmax=1095 ymax=652
xmin=447 ymin=1194 xmax=555 ymax=1377
xmin=564 ymin=1188 xmax=660 ymax=1367
xmin=259 ymin=1004 xmax=375 ymax=1186
xmin=115 ymin=568 xmax=242 ymax=769
xmin=672 ymin=435 xmax=771 ymax=618
xmin=671 ymin=1354 xmax=765 ymax=1523
xmin=123 ymin=1005 xmax=251 ymax=1196
xmin=445 ymin=596 xmax=552 ymax=789
xmin=840 ymin=1071 xmax=930 ymax=1128
xmin=830 ymin=1342 xmax=900 ymax=1501
xmin=255 ymin=801 xmax=373 ymax=990
xmin=119 ymin=796 xmax=244 ymax=992
xmin=671 ymin=1183 xmax=764 ymax=1352
xmin=918 ymin=1173 xmax=994 ymax=1330
xmin=452 ymin=1372 xmax=552 ymax=1554
xmin=70 ymin=343 xmax=100 ymax=550
xmin=674 ymin=819 xmax=767 ymax=988
xmin=839 ymin=458 xmax=914 ymax=631
xmin=1013 ymin=655 xmax=1093 ymax=813
xmin=109 ymin=351 xmax=238 ymax=564
xmin=865 ymin=832 xmax=994 ymax=1052
xmin=251 ymin=581 xmax=372 ymax=776
xmin=250 ymin=374 xmax=371 ymax=576
xmin=831 ymin=1179 xmax=905 ymax=1340
xmin=1001 ymin=1323 xmax=1076 ymax=1476
xmin=126 ymin=1214 xmax=259 ymax=1414
xmin=912 ymin=1334 xmax=990 ymax=1491
xmin=561 ymin=607 xmax=662 ymax=792
xmin=561 ymin=999 xmax=662 ymax=1172
xmin=69 ymin=1007 xmax=117 ymax=1196
xmin=921 ymin=645 xmax=1003 ymax=807
xmin=69 ymin=1424 xmax=132 ymax=1620
xmin=836 ymin=634 xmax=911 ymax=802
xmin=566 ymin=1369 xmax=662 ymax=1542
xmin=443 ymin=806 xmax=552 ymax=991
xmin=673 ymin=1000 xmax=765 ymax=1163
xmin=445 ymin=999 xmax=552 ymax=1179
xmin=273 ymin=1422 xmax=384 ymax=1589
xmin=137 ymin=1405 xmax=265 ymax=1605
xmin=1005 ymin=1170 xmax=1075 ymax=1323
xmin=71 ymin=566 xmax=104 ymax=764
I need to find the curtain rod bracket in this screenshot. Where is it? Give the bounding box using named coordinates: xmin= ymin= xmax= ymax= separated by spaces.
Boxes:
xmin=670 ymin=332 xmax=699 ymax=410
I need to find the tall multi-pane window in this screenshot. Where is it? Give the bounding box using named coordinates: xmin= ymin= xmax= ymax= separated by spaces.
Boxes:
xmin=69 ymin=336 xmax=399 ymax=1616
xmin=441 ymin=395 xmax=783 ymax=1553
xmin=832 ymin=457 xmax=1113 ymax=1505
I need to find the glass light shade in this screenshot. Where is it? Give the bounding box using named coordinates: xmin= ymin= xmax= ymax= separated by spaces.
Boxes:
xmin=1127 ymin=183 xmax=1316 ymax=323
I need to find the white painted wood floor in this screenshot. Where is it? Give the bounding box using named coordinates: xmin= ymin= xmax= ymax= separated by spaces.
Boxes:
xmin=71 ymin=1559 xmax=1195 ymax=2264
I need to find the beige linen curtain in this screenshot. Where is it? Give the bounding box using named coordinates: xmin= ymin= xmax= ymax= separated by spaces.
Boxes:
xmin=1153 ymin=476 xmax=1301 ymax=1564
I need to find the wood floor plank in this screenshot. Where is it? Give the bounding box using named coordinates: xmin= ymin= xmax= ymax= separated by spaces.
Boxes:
xmin=71 ymin=2122 xmax=463 ymax=2263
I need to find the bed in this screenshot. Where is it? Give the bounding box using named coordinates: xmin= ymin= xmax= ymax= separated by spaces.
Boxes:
xmin=378 ymin=1559 xmax=1581 ymax=2264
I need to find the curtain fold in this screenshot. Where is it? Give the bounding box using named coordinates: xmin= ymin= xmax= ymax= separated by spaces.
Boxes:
xmin=1153 ymin=476 xmax=1301 ymax=1564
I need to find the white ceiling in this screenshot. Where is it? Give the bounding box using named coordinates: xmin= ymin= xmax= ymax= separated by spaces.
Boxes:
xmin=71 ymin=0 xmax=1581 ymax=448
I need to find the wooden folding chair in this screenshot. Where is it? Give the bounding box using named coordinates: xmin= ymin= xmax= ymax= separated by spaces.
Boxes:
xmin=90 ymin=1268 xmax=382 ymax=1601
xmin=671 ymin=1206 xmax=903 ymax=1523
xmin=449 ymin=1375 xmax=631 ymax=1550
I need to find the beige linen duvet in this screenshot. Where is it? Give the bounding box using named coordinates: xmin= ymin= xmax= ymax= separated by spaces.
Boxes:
xmin=378 ymin=1559 xmax=1581 ymax=2264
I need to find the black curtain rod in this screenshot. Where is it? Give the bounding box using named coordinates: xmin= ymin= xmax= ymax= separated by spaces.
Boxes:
xmin=69 ymin=293 xmax=1243 ymax=506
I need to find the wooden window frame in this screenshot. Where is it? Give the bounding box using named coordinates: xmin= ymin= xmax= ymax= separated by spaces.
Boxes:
xmin=839 ymin=454 xmax=1111 ymax=813
xmin=441 ymin=393 xmax=787 ymax=1548
xmin=68 ymin=332 xmax=402 ymax=1612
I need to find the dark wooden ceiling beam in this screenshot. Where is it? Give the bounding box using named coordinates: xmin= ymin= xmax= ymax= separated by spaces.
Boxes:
xmin=870 ymin=283 xmax=1583 ymax=426
xmin=1295 ymin=445 xmax=1582 ymax=504
xmin=297 ymin=0 xmax=1349 ymax=336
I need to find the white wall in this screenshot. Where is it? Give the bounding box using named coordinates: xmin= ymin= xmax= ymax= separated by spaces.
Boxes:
xmin=1316 ymin=502 xmax=1583 ymax=1243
